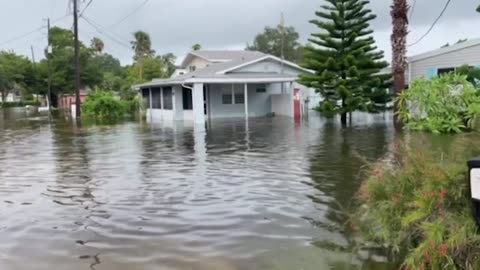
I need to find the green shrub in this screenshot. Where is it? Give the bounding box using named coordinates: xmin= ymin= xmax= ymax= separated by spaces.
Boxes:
xmin=356 ymin=137 xmax=480 ymax=270
xmin=82 ymin=91 xmax=127 ymax=120
xmin=122 ymin=95 xmax=143 ymax=115
xmin=0 ymin=100 xmax=41 ymax=108
xmin=397 ymin=73 xmax=480 ymax=133
xmin=456 ymin=65 xmax=480 ymax=88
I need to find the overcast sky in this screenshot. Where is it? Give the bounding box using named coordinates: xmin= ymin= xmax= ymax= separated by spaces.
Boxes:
xmin=0 ymin=0 xmax=478 ymax=65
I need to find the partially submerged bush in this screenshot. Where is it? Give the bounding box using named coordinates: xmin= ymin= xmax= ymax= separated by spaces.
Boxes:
xmin=397 ymin=73 xmax=480 ymax=133
xmin=356 ymin=137 xmax=480 ymax=269
xmin=82 ymin=90 xmax=132 ymax=120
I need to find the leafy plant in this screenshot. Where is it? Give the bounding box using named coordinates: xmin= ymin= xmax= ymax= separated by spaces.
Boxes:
xmin=455 ymin=65 xmax=480 ymax=87
xmin=0 ymin=100 xmax=40 ymax=108
xmin=82 ymin=90 xmax=128 ymax=120
xmin=356 ymin=137 xmax=480 ymax=269
xmin=397 ymin=73 xmax=480 ymax=133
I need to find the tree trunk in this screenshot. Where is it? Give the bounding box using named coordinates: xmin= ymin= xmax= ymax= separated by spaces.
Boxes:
xmin=391 ymin=0 xmax=409 ymax=129
xmin=341 ymin=99 xmax=347 ymax=126
xmin=341 ymin=112 xmax=347 ymax=125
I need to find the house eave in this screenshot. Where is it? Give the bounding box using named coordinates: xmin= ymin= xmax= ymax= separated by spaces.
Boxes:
xmin=134 ymin=76 xmax=298 ymax=89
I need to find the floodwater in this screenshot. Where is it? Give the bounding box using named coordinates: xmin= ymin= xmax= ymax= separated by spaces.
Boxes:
xmin=0 ymin=108 xmax=398 ymax=270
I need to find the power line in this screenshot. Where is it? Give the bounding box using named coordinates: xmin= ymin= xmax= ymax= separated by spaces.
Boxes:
xmin=81 ymin=15 xmax=131 ymax=49
xmin=408 ymin=0 xmax=451 ymax=47
xmin=0 ymin=14 xmax=70 ymax=47
xmin=107 ymin=0 xmax=149 ymax=29
xmin=79 ymin=0 xmax=94 ymax=17
xmin=409 ymin=0 xmax=417 ymax=20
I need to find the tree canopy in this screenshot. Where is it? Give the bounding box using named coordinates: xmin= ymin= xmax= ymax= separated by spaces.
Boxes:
xmin=299 ymin=0 xmax=390 ymax=124
xmin=0 ymin=27 xmax=176 ymax=105
xmin=131 ymin=31 xmax=155 ymax=60
xmin=246 ymin=25 xmax=303 ymax=63
xmin=0 ymin=51 xmax=33 ymax=102
xmin=192 ymin=44 xmax=202 ymax=51
xmin=91 ymin=37 xmax=105 ymax=55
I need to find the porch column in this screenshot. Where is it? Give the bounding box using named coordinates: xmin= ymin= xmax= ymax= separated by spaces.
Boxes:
xmin=149 ymin=87 xmax=153 ymax=121
xmin=192 ymin=83 xmax=205 ymax=125
xmin=244 ymin=83 xmax=249 ymax=119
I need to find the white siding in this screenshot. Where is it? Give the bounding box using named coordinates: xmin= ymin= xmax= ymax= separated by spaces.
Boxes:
xmin=271 ymin=95 xmax=292 ymax=117
xmin=410 ymin=44 xmax=480 ymax=82
xmin=208 ymin=84 xmax=272 ymax=118
xmin=185 ymin=56 xmax=210 ymax=72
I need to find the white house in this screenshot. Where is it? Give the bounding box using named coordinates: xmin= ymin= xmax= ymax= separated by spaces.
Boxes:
xmin=407 ymin=39 xmax=480 ymax=84
xmin=0 ymin=92 xmax=21 ymax=103
xmin=135 ymin=50 xmax=319 ymax=124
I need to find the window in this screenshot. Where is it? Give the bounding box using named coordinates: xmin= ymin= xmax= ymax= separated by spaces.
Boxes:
xmin=234 ymin=85 xmax=244 ymax=104
xmin=183 ymin=88 xmax=193 ymax=110
xmin=222 ymin=94 xmax=233 ymax=104
xmin=189 ymin=66 xmax=196 ymax=72
xmin=437 ymin=67 xmax=455 ymax=75
xmin=151 ymin=87 xmax=161 ymax=109
xmin=234 ymin=94 xmax=244 ymax=104
xmin=162 ymin=87 xmax=173 ymax=110
xmin=256 ymin=85 xmax=267 ymax=93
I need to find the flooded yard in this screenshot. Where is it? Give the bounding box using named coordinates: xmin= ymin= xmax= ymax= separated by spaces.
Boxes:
xmin=0 ymin=108 xmax=397 ymax=270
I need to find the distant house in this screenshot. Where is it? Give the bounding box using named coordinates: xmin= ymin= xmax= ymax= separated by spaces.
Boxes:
xmin=408 ymin=39 xmax=480 ymax=84
xmin=58 ymin=91 xmax=88 ymax=112
xmin=0 ymin=92 xmax=21 ymax=103
xmin=135 ymin=50 xmax=319 ymax=124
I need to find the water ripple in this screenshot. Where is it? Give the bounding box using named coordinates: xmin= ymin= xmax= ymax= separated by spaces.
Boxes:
xmin=0 ymin=110 xmax=396 ymax=270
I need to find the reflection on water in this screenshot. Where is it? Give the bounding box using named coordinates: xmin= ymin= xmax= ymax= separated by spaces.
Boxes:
xmin=0 ymin=108 xmax=397 ymax=270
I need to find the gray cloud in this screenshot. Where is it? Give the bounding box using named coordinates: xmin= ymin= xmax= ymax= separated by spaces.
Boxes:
xmin=0 ymin=0 xmax=479 ymax=65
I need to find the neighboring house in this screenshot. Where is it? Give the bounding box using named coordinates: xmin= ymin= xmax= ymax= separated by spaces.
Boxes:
xmin=171 ymin=68 xmax=187 ymax=78
xmin=408 ymin=39 xmax=480 ymax=84
xmin=0 ymin=92 xmax=22 ymax=103
xmin=135 ymin=50 xmax=318 ymax=124
xmin=58 ymin=91 xmax=88 ymax=112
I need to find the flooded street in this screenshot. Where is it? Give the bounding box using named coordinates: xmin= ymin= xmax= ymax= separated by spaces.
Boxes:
xmin=0 ymin=108 xmax=396 ymax=270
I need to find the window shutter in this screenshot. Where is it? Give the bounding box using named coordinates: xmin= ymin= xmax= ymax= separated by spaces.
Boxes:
xmin=427 ymin=68 xmax=437 ymax=79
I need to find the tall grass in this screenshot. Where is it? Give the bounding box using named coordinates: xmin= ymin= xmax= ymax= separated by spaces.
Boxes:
xmin=356 ymin=135 xmax=480 ymax=269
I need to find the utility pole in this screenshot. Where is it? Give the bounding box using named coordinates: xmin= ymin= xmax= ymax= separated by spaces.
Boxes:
xmin=280 ymin=13 xmax=285 ymax=94
xmin=73 ymin=0 xmax=81 ymax=118
xmin=280 ymin=12 xmax=285 ymax=74
xmin=47 ymin=18 xmax=52 ymax=113
xmin=30 ymin=46 xmax=38 ymax=103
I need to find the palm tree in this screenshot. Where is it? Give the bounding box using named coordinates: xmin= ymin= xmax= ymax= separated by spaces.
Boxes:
xmin=391 ymin=0 xmax=409 ymax=127
xmin=90 ymin=37 xmax=104 ymax=55
xmin=192 ymin=43 xmax=201 ymax=51
xmin=131 ymin=31 xmax=156 ymax=80
xmin=161 ymin=53 xmax=177 ymax=77
xmin=131 ymin=31 xmax=155 ymax=60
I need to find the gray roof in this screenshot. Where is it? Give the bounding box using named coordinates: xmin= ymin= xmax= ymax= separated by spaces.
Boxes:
xmin=409 ymin=38 xmax=480 ymax=62
xmin=180 ymin=50 xmax=265 ymax=68
xmin=135 ymin=50 xmax=307 ymax=89
xmin=191 ymin=50 xmax=265 ymax=61
xmin=176 ymin=52 xmax=266 ymax=79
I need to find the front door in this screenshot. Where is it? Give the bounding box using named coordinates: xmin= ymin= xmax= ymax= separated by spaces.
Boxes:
xmin=293 ymin=88 xmax=301 ymax=120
